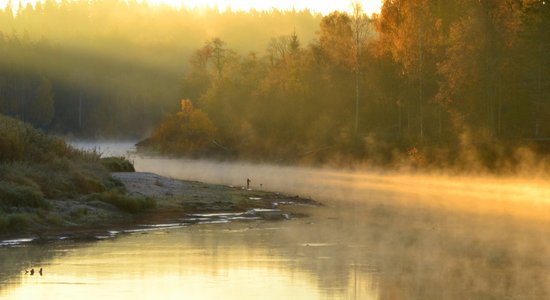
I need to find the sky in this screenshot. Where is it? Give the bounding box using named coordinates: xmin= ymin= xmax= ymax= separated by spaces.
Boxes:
xmin=2 ymin=0 xmax=383 ymax=16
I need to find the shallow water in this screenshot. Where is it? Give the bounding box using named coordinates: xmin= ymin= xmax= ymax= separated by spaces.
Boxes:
xmin=1 ymin=213 xmax=380 ymax=300
xmin=2 ymin=143 xmax=549 ymax=299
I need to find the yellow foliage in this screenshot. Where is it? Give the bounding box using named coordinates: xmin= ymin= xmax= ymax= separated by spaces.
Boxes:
xmin=149 ymin=100 xmax=219 ymax=156
xmin=180 ymin=99 xmax=194 ymax=115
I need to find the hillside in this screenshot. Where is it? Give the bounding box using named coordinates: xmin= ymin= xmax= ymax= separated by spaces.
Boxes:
xmin=0 ymin=114 xmax=145 ymax=236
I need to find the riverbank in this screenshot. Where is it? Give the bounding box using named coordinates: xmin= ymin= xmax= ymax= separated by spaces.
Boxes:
xmin=0 ymin=171 xmax=319 ymax=244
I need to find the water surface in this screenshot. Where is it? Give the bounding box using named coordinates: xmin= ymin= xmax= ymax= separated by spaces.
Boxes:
xmin=2 ymin=143 xmax=549 ymax=299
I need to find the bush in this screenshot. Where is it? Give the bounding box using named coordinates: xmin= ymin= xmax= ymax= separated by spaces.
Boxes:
xmin=0 ymin=181 xmax=49 ymax=209
xmin=95 ymin=191 xmax=155 ymax=213
xmin=5 ymin=214 xmax=31 ymax=232
xmin=100 ymin=156 xmax=135 ymax=172
xmin=0 ymin=163 xmax=41 ymax=190
xmin=17 ymin=159 xmax=110 ymax=198
xmin=72 ymin=171 xmax=106 ymax=194
xmin=70 ymin=207 xmax=89 ymax=218
xmin=0 ymin=215 xmax=7 ymax=233
xmin=139 ymin=99 xmax=219 ymax=157
xmin=0 ymin=114 xmax=101 ymax=164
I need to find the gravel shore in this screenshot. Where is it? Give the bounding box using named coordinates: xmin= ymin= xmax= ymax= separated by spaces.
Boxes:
xmin=1 ymin=172 xmax=319 ymax=243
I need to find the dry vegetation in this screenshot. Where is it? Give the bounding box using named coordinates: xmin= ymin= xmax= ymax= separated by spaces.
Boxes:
xmin=0 ymin=114 xmax=151 ymax=236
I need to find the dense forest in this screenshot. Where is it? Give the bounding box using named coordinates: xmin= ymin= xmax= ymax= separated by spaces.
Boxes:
xmin=0 ymin=0 xmax=320 ymax=137
xmin=144 ymin=0 xmax=550 ymax=172
xmin=1 ymin=0 xmax=549 ymax=172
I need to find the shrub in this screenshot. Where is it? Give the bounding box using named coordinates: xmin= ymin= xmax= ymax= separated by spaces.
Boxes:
xmin=139 ymin=99 xmax=219 ymax=157
xmin=0 ymin=163 xmax=41 ymax=190
xmin=95 ymin=191 xmax=155 ymax=213
xmin=44 ymin=213 xmax=63 ymax=226
xmin=100 ymin=156 xmax=135 ymax=172
xmin=6 ymin=214 xmax=31 ymax=232
xmin=0 ymin=215 xmax=7 ymax=233
xmin=72 ymin=171 xmax=106 ymax=194
xmin=0 ymin=181 xmax=49 ymax=209
xmin=21 ymin=159 xmax=109 ymax=198
xmin=70 ymin=207 xmax=89 ymax=218
xmin=0 ymin=114 xmax=101 ymax=164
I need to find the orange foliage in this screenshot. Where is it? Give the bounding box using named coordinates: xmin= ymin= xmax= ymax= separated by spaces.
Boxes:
xmin=149 ymin=99 xmax=218 ymax=156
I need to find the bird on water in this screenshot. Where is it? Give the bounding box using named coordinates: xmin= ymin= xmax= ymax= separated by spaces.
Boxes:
xmin=24 ymin=268 xmax=42 ymax=276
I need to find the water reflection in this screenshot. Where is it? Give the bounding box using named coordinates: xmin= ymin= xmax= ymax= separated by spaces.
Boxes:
xmin=2 ymin=194 xmax=550 ymax=299
xmin=0 ymin=219 xmax=380 ymax=300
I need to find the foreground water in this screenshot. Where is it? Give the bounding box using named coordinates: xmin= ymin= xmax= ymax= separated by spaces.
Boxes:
xmin=1 ymin=142 xmax=549 ymax=299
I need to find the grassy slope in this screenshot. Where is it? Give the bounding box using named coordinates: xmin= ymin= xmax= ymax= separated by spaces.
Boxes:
xmin=0 ymin=114 xmax=151 ymax=237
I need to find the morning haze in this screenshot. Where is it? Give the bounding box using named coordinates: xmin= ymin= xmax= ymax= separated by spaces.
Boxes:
xmin=0 ymin=1 xmax=549 ymax=299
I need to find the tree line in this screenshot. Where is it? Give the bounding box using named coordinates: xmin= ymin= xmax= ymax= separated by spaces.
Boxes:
xmin=0 ymin=0 xmax=320 ymax=137
xmin=0 ymin=0 xmax=548 ymax=172
xmin=148 ymin=0 xmax=549 ymax=172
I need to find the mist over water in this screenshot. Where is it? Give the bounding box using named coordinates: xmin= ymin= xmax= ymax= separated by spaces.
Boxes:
xmin=134 ymin=156 xmax=550 ymax=220
xmin=130 ymin=155 xmax=550 ymax=298
xmin=4 ymin=142 xmax=549 ymax=299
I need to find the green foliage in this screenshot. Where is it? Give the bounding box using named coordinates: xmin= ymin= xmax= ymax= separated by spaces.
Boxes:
xmin=69 ymin=207 xmax=89 ymax=219
xmin=0 ymin=214 xmax=32 ymax=233
xmin=0 ymin=181 xmax=49 ymax=210
xmin=100 ymin=156 xmax=135 ymax=172
xmin=94 ymin=191 xmax=155 ymax=214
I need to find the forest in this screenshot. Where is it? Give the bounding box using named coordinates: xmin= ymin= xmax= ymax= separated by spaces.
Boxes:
xmin=1 ymin=0 xmax=549 ymax=172
xmin=0 ymin=0 xmax=320 ymax=137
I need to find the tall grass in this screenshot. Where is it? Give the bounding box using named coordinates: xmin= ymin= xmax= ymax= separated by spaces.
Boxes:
xmin=0 ymin=182 xmax=49 ymax=209
xmin=100 ymin=157 xmax=135 ymax=172
xmin=0 ymin=114 xmax=99 ymax=164
xmin=92 ymin=191 xmax=156 ymax=213
xmin=0 ymin=114 xmax=142 ymax=235
xmin=0 ymin=213 xmax=32 ymax=234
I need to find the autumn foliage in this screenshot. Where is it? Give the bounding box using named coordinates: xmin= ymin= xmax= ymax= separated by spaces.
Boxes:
xmin=153 ymin=0 xmax=550 ymax=172
xmin=1 ymin=1 xmax=548 ymax=172
xmin=143 ymin=99 xmax=219 ymax=157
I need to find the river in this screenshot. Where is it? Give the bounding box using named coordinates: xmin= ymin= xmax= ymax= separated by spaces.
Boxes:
xmin=1 ymin=142 xmax=549 ymax=299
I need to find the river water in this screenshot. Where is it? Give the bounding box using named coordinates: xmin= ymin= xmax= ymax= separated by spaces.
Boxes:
xmin=1 ymin=142 xmax=549 ymax=299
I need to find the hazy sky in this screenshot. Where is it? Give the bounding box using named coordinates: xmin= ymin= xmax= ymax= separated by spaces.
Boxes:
xmin=2 ymin=0 xmax=383 ymax=16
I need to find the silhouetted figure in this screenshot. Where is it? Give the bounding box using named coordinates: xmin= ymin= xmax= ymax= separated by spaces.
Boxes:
xmin=30 ymin=268 xmax=34 ymax=276
xmin=39 ymin=268 xmax=43 ymax=276
xmin=247 ymin=178 xmax=251 ymax=189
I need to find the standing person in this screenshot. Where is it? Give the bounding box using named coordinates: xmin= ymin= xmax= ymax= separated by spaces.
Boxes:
xmin=247 ymin=178 xmax=251 ymax=189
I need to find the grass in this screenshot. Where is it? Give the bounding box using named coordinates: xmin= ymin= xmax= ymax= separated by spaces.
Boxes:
xmin=69 ymin=207 xmax=89 ymax=218
xmin=100 ymin=156 xmax=135 ymax=172
xmin=0 ymin=181 xmax=49 ymax=210
xmin=0 ymin=213 xmax=32 ymax=234
xmin=0 ymin=114 xmax=145 ymax=236
xmin=0 ymin=114 xmax=92 ymax=164
xmin=92 ymin=191 xmax=156 ymax=214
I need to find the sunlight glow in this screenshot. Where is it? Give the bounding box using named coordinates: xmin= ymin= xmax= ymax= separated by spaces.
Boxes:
xmin=150 ymin=0 xmax=383 ymax=15
xmin=2 ymin=0 xmax=383 ymax=16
